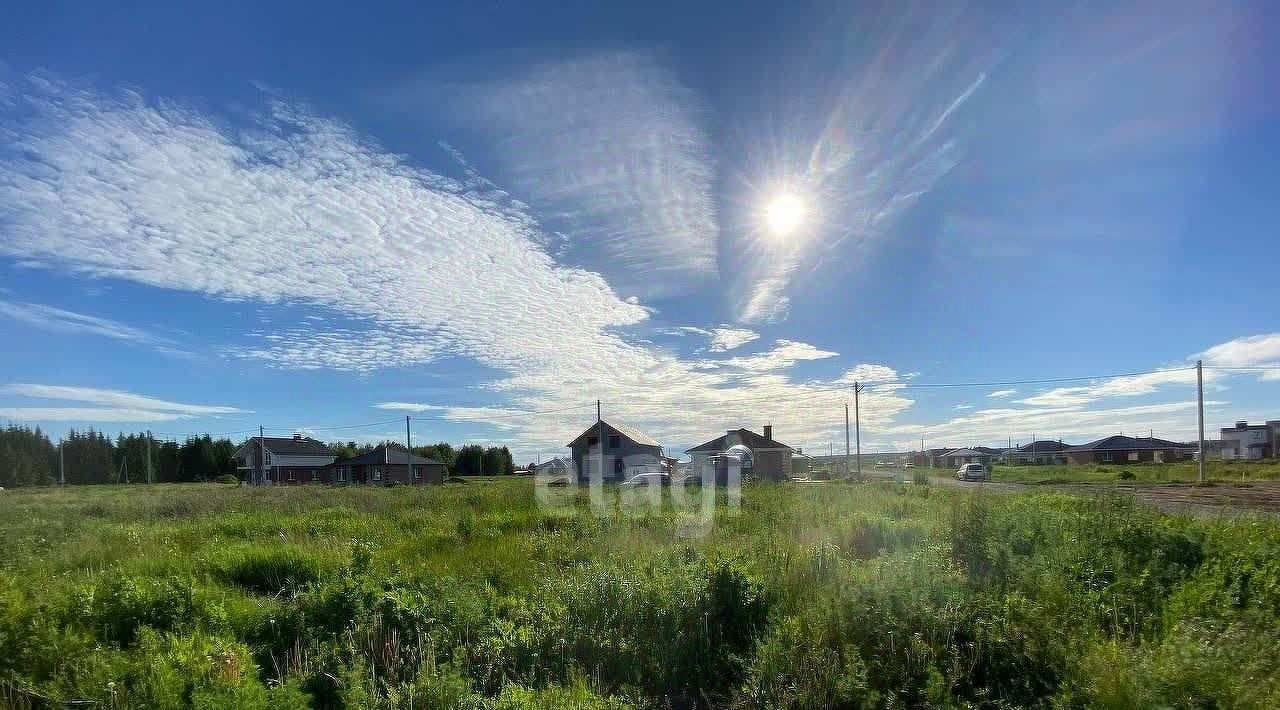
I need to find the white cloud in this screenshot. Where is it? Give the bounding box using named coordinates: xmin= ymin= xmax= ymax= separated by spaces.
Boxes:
xmin=431 ymin=51 xmax=718 ymax=298
xmin=0 ymin=75 xmax=911 ymax=455
xmin=1 ymin=384 xmax=245 ymax=416
xmin=711 ymin=340 xmax=839 ymax=372
xmin=0 ymin=407 xmax=192 ymax=423
xmin=0 ymin=299 xmax=183 ymax=354
xmin=1017 ymin=368 xmax=1200 ymax=408
xmin=954 ymin=404 xmax=973 ymax=410
xmin=987 ymin=388 xmax=1016 ymax=398
xmin=1200 ymin=333 xmax=1280 ymax=380
xmin=708 ymin=326 xmax=760 ymax=352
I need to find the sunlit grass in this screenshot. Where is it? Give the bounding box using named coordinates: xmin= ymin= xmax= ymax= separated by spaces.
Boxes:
xmin=1 ymin=479 xmax=1277 ymax=708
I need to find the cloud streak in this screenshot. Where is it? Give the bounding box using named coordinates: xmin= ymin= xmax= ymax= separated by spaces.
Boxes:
xmin=0 ymin=299 xmax=184 ymax=354
xmin=430 ymin=51 xmax=718 ymax=298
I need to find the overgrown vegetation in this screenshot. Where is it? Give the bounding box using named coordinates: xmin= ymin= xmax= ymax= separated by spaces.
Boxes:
xmin=1 ymin=480 xmax=1277 ymax=708
xmin=991 ymin=459 xmax=1280 ymax=484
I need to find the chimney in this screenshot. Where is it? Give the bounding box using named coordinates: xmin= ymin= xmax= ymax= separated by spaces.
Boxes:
xmin=1236 ymin=421 xmax=1249 ymax=429
xmin=763 ymin=424 xmax=773 ymax=441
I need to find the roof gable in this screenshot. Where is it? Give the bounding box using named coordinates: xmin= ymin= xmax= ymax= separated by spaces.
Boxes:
xmin=1067 ymin=435 xmax=1192 ymax=452
xmin=566 ymin=419 xmax=660 ymax=448
xmin=334 ymin=444 xmax=442 ymax=466
xmin=687 ymin=428 xmax=792 ymax=453
xmin=237 ymin=436 xmax=332 ymax=457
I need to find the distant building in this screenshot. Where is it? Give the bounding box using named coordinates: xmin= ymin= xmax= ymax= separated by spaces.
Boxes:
xmin=1220 ymin=420 xmax=1280 ymax=460
xmin=940 ymin=448 xmax=993 ymax=469
xmin=533 ymin=457 xmax=572 ymax=477
xmin=1064 ymin=435 xmax=1193 ymax=465
xmin=233 ymin=434 xmax=335 ymax=485
xmin=329 ymin=444 xmax=444 ymax=485
xmin=687 ymin=425 xmax=794 ymax=481
xmin=1010 ymin=440 xmax=1070 ymax=465
xmin=911 ymin=448 xmax=954 ymax=468
xmin=566 ymin=420 xmax=664 ymax=482
xmin=791 ymin=448 xmax=813 ymax=477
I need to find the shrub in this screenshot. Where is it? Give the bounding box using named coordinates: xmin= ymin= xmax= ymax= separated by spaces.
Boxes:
xmin=215 ymin=474 xmax=240 ymax=485
xmin=215 ymin=548 xmax=328 ymax=595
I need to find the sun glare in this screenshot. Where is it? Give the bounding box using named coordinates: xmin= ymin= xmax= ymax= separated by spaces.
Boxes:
xmin=764 ymin=192 xmax=805 ymax=236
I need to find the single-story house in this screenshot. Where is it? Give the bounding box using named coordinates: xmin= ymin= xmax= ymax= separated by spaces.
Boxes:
xmin=328 ymin=444 xmax=445 ymax=485
xmin=567 ymin=420 xmax=664 ymax=482
xmin=687 ymin=425 xmax=794 ymax=481
xmin=940 ymin=448 xmax=994 ymax=469
xmin=1064 ymin=435 xmax=1193 ymax=465
xmin=533 ymin=457 xmax=573 ymax=477
xmin=911 ymin=448 xmax=955 ymax=468
xmin=233 ymin=434 xmax=335 ymax=485
xmin=1011 ymin=440 xmax=1070 ymax=465
xmin=791 ymin=449 xmax=813 ymax=477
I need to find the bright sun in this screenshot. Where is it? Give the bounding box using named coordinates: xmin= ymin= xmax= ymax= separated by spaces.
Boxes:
xmin=764 ymin=193 xmax=805 ymax=236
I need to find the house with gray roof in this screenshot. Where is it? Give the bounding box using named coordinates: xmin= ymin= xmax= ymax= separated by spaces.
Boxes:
xmin=234 ymin=434 xmax=335 ymax=485
xmin=567 ymin=420 xmax=663 ymax=482
xmin=1064 ymin=435 xmax=1193 ymax=465
xmin=328 ymin=444 xmax=444 ymax=485
xmin=687 ymin=425 xmax=794 ymax=481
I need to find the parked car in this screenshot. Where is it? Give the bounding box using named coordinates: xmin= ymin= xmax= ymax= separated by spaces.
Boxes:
xmin=954 ymin=463 xmax=990 ymax=481
xmin=903 ymin=462 xmax=915 ymax=468
xmin=620 ymin=472 xmax=671 ymax=488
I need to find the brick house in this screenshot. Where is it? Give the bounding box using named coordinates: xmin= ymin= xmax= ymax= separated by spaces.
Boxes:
xmin=1064 ymin=435 xmax=1193 ymax=465
xmin=687 ymin=425 xmax=794 ymax=481
xmin=233 ymin=434 xmax=336 ymax=485
xmin=328 ymin=444 xmax=445 ymax=485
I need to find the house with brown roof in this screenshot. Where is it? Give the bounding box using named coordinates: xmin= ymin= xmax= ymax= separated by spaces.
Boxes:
xmin=687 ymin=425 xmax=794 ymax=481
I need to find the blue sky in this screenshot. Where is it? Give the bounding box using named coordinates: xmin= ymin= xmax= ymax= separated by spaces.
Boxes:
xmin=2 ymin=0 xmax=1279 ymax=460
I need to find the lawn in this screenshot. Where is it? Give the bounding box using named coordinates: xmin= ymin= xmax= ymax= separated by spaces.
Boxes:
xmin=1 ymin=479 xmax=1278 ymax=708
xmin=989 ymin=459 xmax=1280 ymax=485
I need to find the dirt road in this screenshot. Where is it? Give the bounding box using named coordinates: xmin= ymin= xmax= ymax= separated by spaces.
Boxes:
xmin=928 ymin=474 xmax=1280 ymax=515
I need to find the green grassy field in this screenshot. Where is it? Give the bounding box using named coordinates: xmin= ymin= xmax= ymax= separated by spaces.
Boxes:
xmin=1 ymin=479 xmax=1278 ymax=708
xmin=988 ymin=459 xmax=1280 ymax=485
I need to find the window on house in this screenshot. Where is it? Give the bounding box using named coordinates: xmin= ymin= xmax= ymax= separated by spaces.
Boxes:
xmin=413 ymin=466 xmax=421 ymax=480
xmin=287 ymin=469 xmax=296 ymax=481
xmin=587 ymin=436 xmax=598 ymax=447
xmin=310 ymin=469 xmax=317 ymax=482
xmin=1100 ymin=452 xmax=1113 ymax=462
xmin=608 ymin=435 xmax=620 ymax=450
xmin=614 ymin=457 xmax=624 ymax=475
xmin=373 ymin=468 xmax=382 ymax=481
xmin=1128 ymin=452 xmax=1139 ymax=462
xmin=264 ymin=452 xmax=272 ymax=465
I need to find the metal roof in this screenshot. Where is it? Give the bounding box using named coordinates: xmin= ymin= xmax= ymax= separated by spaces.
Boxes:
xmin=334 ymin=444 xmax=442 ymax=466
xmin=566 ymin=419 xmax=661 ymax=448
xmin=687 ymin=428 xmax=792 ymax=453
xmin=1065 ymin=435 xmax=1191 ymax=452
xmin=244 ymin=436 xmax=332 ymax=456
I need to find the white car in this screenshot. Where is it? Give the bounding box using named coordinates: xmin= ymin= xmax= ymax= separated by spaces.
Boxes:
xmin=619 ymin=472 xmax=671 ymax=488
xmin=903 ymin=462 xmax=915 ymax=468
xmin=954 ymin=463 xmax=990 ymax=481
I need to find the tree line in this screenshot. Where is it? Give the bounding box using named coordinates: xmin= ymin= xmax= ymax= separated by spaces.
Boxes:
xmin=0 ymin=425 xmax=517 ymax=487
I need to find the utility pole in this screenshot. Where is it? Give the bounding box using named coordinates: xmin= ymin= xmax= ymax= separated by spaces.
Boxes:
xmin=258 ymin=425 xmax=265 ymax=486
xmin=405 ymin=416 xmax=412 ymax=479
xmin=146 ymin=431 xmax=153 ymax=484
xmin=597 ymin=400 xmax=604 ymax=483
xmin=844 ymin=403 xmax=851 ymax=478
xmin=59 ymin=439 xmax=65 ymax=486
xmin=854 ymin=382 xmax=863 ymax=478
xmin=1197 ymin=359 xmax=1206 ymax=483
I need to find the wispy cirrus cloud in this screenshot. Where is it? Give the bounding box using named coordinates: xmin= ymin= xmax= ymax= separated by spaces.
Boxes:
xmin=419 ymin=50 xmax=719 ymax=299
xmin=0 ymin=383 xmax=245 ymax=422
xmin=0 ymin=74 xmax=912 ymax=453
xmin=0 ymin=299 xmax=185 ymax=354
xmin=987 ymin=388 xmax=1017 ymax=398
